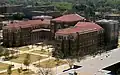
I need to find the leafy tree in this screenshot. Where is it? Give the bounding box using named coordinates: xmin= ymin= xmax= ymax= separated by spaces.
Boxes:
xmin=7 ymin=65 xmax=12 ymax=75
xmin=17 ymin=68 xmax=22 ymax=75
xmin=23 ymin=53 xmax=31 ymax=70
xmin=0 ymin=46 xmax=5 ymax=56
xmin=37 ymin=54 xmax=53 ymax=75
xmin=3 ymin=49 xmax=10 ymax=59
xmin=11 ymin=13 xmax=25 ymax=20
xmin=52 ymin=2 xmax=73 ymax=12
xmin=37 ymin=65 xmax=53 ymax=75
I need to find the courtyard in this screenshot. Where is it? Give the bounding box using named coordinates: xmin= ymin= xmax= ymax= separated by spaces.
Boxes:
xmin=0 ymin=43 xmax=64 ymax=75
xmin=10 ymin=53 xmax=46 ymax=63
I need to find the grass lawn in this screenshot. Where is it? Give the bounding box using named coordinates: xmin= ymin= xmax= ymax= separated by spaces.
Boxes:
xmin=0 ymin=63 xmax=9 ymax=71
xmin=10 ymin=53 xmax=46 ymax=63
xmin=31 ymin=50 xmax=50 ymax=55
xmin=0 ymin=69 xmax=34 ymax=75
xmin=36 ymin=59 xmax=67 ymax=68
xmin=19 ymin=47 xmax=29 ymax=51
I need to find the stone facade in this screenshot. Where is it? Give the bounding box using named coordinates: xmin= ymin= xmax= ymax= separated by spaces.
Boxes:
xmin=54 ymin=22 xmax=104 ymax=58
xmin=3 ymin=19 xmax=51 ymax=47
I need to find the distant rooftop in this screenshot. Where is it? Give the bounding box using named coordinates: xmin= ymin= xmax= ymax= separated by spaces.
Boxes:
xmin=0 ymin=15 xmax=5 ymax=17
xmin=0 ymin=4 xmax=22 ymax=7
xmin=31 ymin=11 xmax=60 ymax=13
xmin=105 ymin=13 xmax=120 ymax=17
xmin=52 ymin=14 xmax=85 ymax=22
xmin=32 ymin=15 xmax=53 ymax=20
xmin=96 ymin=19 xmax=119 ymax=24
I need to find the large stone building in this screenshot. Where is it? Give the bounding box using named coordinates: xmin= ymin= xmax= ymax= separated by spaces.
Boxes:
xmin=2 ymin=14 xmax=119 ymax=59
xmin=3 ymin=19 xmax=51 ymax=47
xmin=51 ymin=14 xmax=86 ymax=39
xmin=54 ymin=22 xmax=104 ymax=57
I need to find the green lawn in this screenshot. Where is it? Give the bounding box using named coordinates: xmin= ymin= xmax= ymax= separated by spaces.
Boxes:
xmin=36 ymin=59 xmax=67 ymax=68
xmin=10 ymin=53 xmax=46 ymax=63
xmin=0 ymin=69 xmax=34 ymax=75
xmin=0 ymin=63 xmax=9 ymax=71
xmin=31 ymin=50 xmax=50 ymax=55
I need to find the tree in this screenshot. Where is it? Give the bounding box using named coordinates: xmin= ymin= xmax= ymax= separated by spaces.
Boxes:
xmin=11 ymin=12 xmax=25 ymax=20
xmin=17 ymin=68 xmax=22 ymax=75
xmin=23 ymin=53 xmax=31 ymax=70
xmin=55 ymin=57 xmax=60 ymax=74
xmin=37 ymin=66 xmax=53 ymax=75
xmin=7 ymin=65 xmax=12 ymax=75
xmin=3 ymin=49 xmax=10 ymax=60
xmin=52 ymin=2 xmax=73 ymax=12
xmin=0 ymin=46 xmax=5 ymax=56
xmin=37 ymin=55 xmax=53 ymax=75
xmin=66 ymin=57 xmax=74 ymax=69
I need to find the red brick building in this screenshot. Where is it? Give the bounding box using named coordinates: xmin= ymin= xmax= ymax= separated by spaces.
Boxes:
xmin=51 ymin=14 xmax=86 ymax=39
xmin=3 ymin=19 xmax=51 ymax=47
xmin=54 ymin=22 xmax=104 ymax=58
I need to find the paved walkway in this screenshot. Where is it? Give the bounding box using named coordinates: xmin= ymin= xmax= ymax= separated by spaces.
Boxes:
xmin=32 ymin=56 xmax=55 ymax=64
xmin=57 ymin=48 xmax=120 ymax=75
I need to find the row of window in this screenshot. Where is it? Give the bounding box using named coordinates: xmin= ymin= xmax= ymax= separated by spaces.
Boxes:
xmin=56 ymin=35 xmax=74 ymax=40
xmin=56 ymin=33 xmax=98 ymax=40
xmin=56 ymin=39 xmax=99 ymax=48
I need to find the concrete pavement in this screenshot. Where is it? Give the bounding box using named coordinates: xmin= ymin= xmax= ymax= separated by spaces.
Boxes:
xmin=57 ymin=48 xmax=120 ymax=75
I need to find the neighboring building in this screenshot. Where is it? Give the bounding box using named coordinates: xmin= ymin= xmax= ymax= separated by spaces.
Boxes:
xmin=23 ymin=5 xmax=56 ymax=12
xmin=29 ymin=11 xmax=61 ymax=18
xmin=104 ymin=13 xmax=120 ymax=22
xmin=96 ymin=19 xmax=119 ymax=50
xmin=23 ymin=5 xmax=60 ymax=19
xmin=32 ymin=15 xmax=53 ymax=20
xmin=51 ymin=14 xmax=86 ymax=39
xmin=0 ymin=15 xmax=7 ymax=21
xmin=0 ymin=5 xmax=23 ymax=14
xmin=3 ymin=19 xmax=51 ymax=47
xmin=54 ymin=22 xmax=104 ymax=57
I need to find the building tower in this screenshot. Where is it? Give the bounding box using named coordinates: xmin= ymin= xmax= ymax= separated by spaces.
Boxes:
xmin=96 ymin=19 xmax=119 ymax=50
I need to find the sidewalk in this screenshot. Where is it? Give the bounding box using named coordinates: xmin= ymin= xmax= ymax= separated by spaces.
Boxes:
xmin=56 ymin=48 xmax=120 ymax=75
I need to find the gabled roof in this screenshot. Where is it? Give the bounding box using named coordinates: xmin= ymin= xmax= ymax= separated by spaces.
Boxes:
xmin=4 ymin=19 xmax=50 ymax=29
xmin=52 ymin=14 xmax=85 ymax=22
xmin=75 ymin=22 xmax=103 ymax=31
xmin=55 ymin=22 xmax=103 ymax=35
